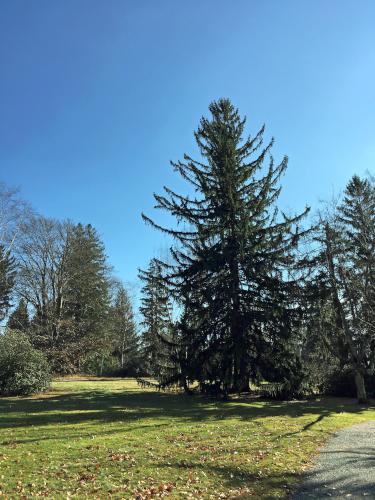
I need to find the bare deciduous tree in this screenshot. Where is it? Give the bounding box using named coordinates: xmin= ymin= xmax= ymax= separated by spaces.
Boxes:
xmin=14 ymin=216 xmax=72 ymax=349
xmin=0 ymin=183 xmax=32 ymax=258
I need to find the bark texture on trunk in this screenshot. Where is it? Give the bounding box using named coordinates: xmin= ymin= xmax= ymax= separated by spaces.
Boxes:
xmin=354 ymin=371 xmax=368 ymax=404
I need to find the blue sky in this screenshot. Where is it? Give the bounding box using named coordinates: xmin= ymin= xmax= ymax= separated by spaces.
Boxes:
xmin=1 ymin=1 xmax=374 ymax=294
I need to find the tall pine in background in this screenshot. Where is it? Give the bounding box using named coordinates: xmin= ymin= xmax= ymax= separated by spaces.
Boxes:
xmin=7 ymin=298 xmax=29 ymax=332
xmin=143 ymin=99 xmax=309 ymax=393
xmin=63 ymin=223 xmax=111 ymax=371
xmin=0 ymin=246 xmax=15 ymax=321
xmin=139 ymin=259 xmax=177 ymax=382
xmin=111 ymin=284 xmax=139 ymax=373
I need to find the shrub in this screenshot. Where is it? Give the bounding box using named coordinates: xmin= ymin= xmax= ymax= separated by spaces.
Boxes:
xmin=322 ymin=369 xmax=375 ymax=398
xmin=82 ymin=350 xmax=144 ymax=377
xmin=0 ymin=330 xmax=51 ymax=396
xmin=258 ymin=379 xmax=313 ymax=400
xmin=82 ymin=350 xmax=120 ymax=376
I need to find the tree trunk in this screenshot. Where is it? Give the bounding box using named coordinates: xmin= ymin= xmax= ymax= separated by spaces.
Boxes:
xmin=99 ymin=352 xmax=105 ymax=376
xmin=182 ymin=376 xmax=192 ymax=395
xmin=230 ymin=369 xmax=249 ymax=393
xmin=238 ymin=373 xmax=250 ymax=393
xmin=121 ymin=335 xmax=126 ymax=369
xmin=354 ymin=370 xmax=368 ymax=404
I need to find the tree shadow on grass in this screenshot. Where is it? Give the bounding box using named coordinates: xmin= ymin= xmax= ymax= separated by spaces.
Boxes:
xmin=0 ymin=388 xmax=374 ymax=498
xmin=0 ymin=388 xmax=373 ymax=434
xmin=157 ymin=459 xmax=297 ymax=496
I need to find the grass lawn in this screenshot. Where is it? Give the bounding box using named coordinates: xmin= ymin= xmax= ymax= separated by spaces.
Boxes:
xmin=0 ymin=378 xmax=374 ymax=499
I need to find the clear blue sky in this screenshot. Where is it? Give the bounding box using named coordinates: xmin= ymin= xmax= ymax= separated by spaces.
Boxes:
xmin=1 ymin=1 xmax=374 ymax=293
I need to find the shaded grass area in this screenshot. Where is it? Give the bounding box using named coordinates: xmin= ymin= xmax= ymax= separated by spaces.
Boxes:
xmin=0 ymin=378 xmax=374 ymax=498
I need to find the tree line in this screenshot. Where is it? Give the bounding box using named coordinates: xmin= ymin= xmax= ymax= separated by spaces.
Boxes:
xmin=0 ymin=195 xmax=139 ymax=380
xmin=1 ymin=99 xmax=374 ymax=402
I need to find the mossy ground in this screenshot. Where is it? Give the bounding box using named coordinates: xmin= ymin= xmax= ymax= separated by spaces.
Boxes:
xmin=0 ymin=377 xmax=374 ymax=498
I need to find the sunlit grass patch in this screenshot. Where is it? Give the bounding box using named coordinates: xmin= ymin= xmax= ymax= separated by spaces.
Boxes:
xmin=0 ymin=378 xmax=374 ymax=498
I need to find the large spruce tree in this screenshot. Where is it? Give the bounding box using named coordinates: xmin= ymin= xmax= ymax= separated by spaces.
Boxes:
xmin=143 ymin=99 xmax=309 ymax=393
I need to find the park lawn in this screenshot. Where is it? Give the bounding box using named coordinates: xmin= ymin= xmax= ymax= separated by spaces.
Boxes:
xmin=0 ymin=378 xmax=374 ymax=499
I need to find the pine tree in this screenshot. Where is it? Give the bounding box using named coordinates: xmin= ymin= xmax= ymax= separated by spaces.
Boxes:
xmin=139 ymin=259 xmax=177 ymax=382
xmin=7 ymin=298 xmax=30 ymax=332
xmin=62 ymin=223 xmax=111 ymax=370
xmin=0 ymin=245 xmax=15 ymax=321
xmin=111 ymin=284 xmax=139 ymax=372
xmin=143 ymin=99 xmax=309 ymax=393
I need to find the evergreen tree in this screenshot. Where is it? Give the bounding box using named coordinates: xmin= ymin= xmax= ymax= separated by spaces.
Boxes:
xmin=62 ymin=223 xmax=111 ymax=370
xmin=315 ymin=175 xmax=375 ymax=402
xmin=14 ymin=218 xmax=112 ymax=373
xmin=7 ymin=298 xmax=29 ymax=332
xmin=111 ymin=284 xmax=139 ymax=372
xmin=0 ymin=245 xmax=15 ymax=321
xmin=143 ymin=99 xmax=309 ymax=393
xmin=139 ymin=259 xmax=177 ymax=381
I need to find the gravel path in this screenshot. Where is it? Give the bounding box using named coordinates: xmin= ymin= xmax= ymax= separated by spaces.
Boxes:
xmin=292 ymin=421 xmax=375 ymax=499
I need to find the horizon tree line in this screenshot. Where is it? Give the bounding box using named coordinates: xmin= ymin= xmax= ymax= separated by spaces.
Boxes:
xmin=0 ymin=99 xmax=374 ymax=402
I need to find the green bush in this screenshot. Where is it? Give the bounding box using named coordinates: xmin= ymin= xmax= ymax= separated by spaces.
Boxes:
xmin=258 ymin=379 xmax=313 ymax=400
xmin=82 ymin=350 xmax=120 ymax=376
xmin=0 ymin=330 xmax=51 ymax=396
xmin=322 ymin=369 xmax=375 ymax=398
xmin=82 ymin=350 xmax=143 ymax=377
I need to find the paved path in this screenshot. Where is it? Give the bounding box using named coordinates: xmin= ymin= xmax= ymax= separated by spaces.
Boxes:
xmin=292 ymin=421 xmax=375 ymax=499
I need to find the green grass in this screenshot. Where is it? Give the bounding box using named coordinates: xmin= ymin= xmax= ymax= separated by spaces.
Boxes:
xmin=0 ymin=378 xmax=374 ymax=499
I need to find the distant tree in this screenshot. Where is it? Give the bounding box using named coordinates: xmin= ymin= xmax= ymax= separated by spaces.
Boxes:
xmin=14 ymin=217 xmax=111 ymax=373
xmin=61 ymin=223 xmax=111 ymax=371
xmin=314 ymin=175 xmax=375 ymax=402
xmin=7 ymin=298 xmax=29 ymax=332
xmin=0 ymin=245 xmax=15 ymax=321
xmin=143 ymin=99 xmax=310 ymax=394
xmin=0 ymin=182 xmax=31 ymax=257
xmin=110 ymin=284 xmax=139 ymax=372
xmin=14 ymin=216 xmax=71 ymax=369
xmin=139 ymin=259 xmax=177 ymax=381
